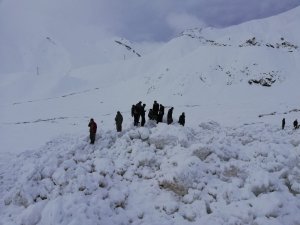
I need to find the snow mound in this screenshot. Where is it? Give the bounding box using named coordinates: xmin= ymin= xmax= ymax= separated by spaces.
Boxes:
xmin=1 ymin=123 xmax=300 ymax=225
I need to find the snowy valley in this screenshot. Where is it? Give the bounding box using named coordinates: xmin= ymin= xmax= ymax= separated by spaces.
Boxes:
xmin=1 ymin=5 xmax=300 ymax=225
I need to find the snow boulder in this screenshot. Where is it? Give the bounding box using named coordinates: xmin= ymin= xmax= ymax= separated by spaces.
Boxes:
xmin=128 ymin=127 xmax=150 ymax=140
xmin=148 ymin=124 xmax=189 ymax=149
xmin=93 ymin=158 xmax=115 ymax=176
xmin=138 ymin=127 xmax=150 ymax=140
xmin=199 ymin=121 xmax=221 ymax=131
xmin=191 ymin=144 xmax=213 ymax=161
xmin=20 ymin=201 xmax=47 ymax=225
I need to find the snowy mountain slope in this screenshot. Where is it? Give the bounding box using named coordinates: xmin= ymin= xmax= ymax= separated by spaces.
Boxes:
xmin=0 ymin=37 xmax=149 ymax=105
xmin=1 ymin=123 xmax=300 ymax=225
xmin=1 ymin=6 xmax=300 ymax=154
xmin=199 ymin=5 xmax=300 ymax=46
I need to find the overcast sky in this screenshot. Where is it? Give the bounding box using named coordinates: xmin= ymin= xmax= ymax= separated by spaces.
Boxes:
xmin=1 ymin=0 xmax=300 ymax=42
xmin=0 ymin=0 xmax=300 ymax=74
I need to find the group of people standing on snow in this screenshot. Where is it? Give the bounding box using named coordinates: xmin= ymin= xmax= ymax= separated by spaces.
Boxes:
xmin=281 ymin=118 xmax=299 ymax=130
xmin=88 ymin=100 xmax=185 ymax=144
xmin=88 ymin=111 xmax=124 ymax=144
xmin=131 ymin=100 xmax=185 ymax=127
xmin=89 ymin=111 xmax=299 ymax=145
xmin=131 ymin=101 xmax=147 ymax=126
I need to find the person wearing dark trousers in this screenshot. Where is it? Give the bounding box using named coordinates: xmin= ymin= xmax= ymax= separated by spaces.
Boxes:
xmin=115 ymin=111 xmax=123 ymax=132
xmin=157 ymin=104 xmax=165 ymax=123
xmin=178 ymin=113 xmax=185 ymax=126
xmin=148 ymin=109 xmax=154 ymax=120
xmin=131 ymin=105 xmax=135 ymax=117
xmin=134 ymin=101 xmax=142 ymax=126
xmin=167 ymin=107 xmax=174 ymax=125
xmin=141 ymin=104 xmax=146 ymax=126
xmin=152 ymin=100 xmax=159 ymax=121
xmin=88 ymin=118 xmax=97 ymax=144
xmin=293 ymin=119 xmax=298 ymax=129
xmin=133 ymin=109 xmax=139 ymax=126
xmin=282 ymin=118 xmax=285 ymax=130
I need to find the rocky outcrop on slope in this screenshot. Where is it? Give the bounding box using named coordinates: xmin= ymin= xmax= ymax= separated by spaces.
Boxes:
xmin=114 ymin=39 xmax=141 ymax=57
xmin=239 ymin=37 xmax=298 ymax=52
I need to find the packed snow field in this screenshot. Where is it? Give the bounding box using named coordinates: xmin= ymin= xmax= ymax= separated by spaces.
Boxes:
xmin=1 ymin=122 xmax=300 ymax=225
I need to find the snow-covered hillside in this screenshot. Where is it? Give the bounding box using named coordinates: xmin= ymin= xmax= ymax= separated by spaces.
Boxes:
xmin=1 ymin=5 xmax=300 ymax=225
xmin=1 ymin=5 xmax=300 ymax=152
xmin=1 ymin=123 xmax=300 ymax=225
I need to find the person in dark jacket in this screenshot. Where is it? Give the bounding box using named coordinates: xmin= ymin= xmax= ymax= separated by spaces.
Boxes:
xmin=148 ymin=109 xmax=154 ymax=120
xmin=282 ymin=118 xmax=285 ymax=130
xmin=131 ymin=105 xmax=135 ymax=117
xmin=152 ymin=100 xmax=159 ymax=121
xmin=167 ymin=107 xmax=174 ymax=125
xmin=134 ymin=101 xmax=142 ymax=126
xmin=141 ymin=104 xmax=146 ymax=126
xmin=178 ymin=113 xmax=185 ymax=126
xmin=157 ymin=104 xmax=165 ymax=123
xmin=115 ymin=111 xmax=123 ymax=132
xmin=88 ymin=118 xmax=97 ymax=144
xmin=293 ymin=119 xmax=298 ymax=129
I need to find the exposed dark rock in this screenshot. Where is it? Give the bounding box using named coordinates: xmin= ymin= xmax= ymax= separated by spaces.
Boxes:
xmin=114 ymin=40 xmax=141 ymax=57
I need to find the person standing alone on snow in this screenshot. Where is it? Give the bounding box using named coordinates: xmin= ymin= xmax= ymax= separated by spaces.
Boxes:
xmin=282 ymin=118 xmax=285 ymax=130
xmin=115 ymin=111 xmax=123 ymax=132
xmin=88 ymin=118 xmax=97 ymax=144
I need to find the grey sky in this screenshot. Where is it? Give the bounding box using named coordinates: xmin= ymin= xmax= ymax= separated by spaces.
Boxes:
xmin=1 ymin=0 xmax=300 ymax=74
xmin=88 ymin=0 xmax=300 ymax=41
xmin=83 ymin=0 xmax=300 ymax=41
xmin=1 ymin=0 xmax=300 ymax=42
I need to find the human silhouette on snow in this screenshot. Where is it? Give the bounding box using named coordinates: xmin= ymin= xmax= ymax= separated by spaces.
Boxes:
xmin=282 ymin=118 xmax=285 ymax=130
xmin=88 ymin=118 xmax=97 ymax=144
xmin=152 ymin=100 xmax=159 ymax=121
xmin=167 ymin=107 xmax=174 ymax=125
xmin=157 ymin=104 xmax=165 ymax=123
xmin=148 ymin=109 xmax=154 ymax=120
xmin=115 ymin=111 xmax=123 ymax=132
xmin=178 ymin=112 xmax=185 ymax=126
xmin=141 ymin=104 xmax=146 ymax=126
xmin=293 ymin=119 xmax=298 ymax=129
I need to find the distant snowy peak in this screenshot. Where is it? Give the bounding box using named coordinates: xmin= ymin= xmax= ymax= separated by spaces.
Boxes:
xmin=238 ymin=37 xmax=298 ymax=52
xmin=178 ymin=5 xmax=300 ymax=52
xmin=178 ymin=28 xmax=298 ymax=52
xmin=179 ymin=28 xmax=228 ymax=47
xmin=114 ymin=38 xmax=141 ymax=57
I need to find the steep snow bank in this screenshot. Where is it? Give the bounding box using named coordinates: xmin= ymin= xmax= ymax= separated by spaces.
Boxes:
xmin=1 ymin=122 xmax=300 ymax=225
